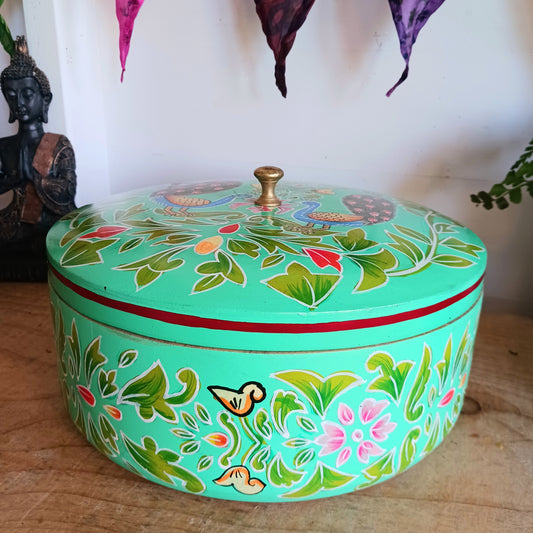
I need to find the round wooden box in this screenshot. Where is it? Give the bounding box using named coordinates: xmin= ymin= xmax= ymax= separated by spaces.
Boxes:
xmin=46 ymin=167 xmax=486 ymax=502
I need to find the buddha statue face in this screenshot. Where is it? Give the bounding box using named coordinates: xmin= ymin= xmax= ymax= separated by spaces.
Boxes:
xmin=2 ymin=76 xmax=51 ymax=125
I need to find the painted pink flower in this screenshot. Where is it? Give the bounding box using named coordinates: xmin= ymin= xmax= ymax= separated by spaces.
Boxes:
xmin=337 ymin=403 xmax=355 ymax=426
xmin=370 ymin=413 xmax=397 ymax=442
xmin=336 ymin=446 xmax=352 ymax=468
xmin=359 ymin=398 xmax=389 ymax=424
xmin=357 ymin=441 xmax=385 ymax=464
xmin=314 ymin=421 xmax=346 ymax=457
xmin=438 ymin=388 xmax=455 ymax=408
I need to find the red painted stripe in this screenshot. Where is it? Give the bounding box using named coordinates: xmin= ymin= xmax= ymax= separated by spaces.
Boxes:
xmin=50 ymin=267 xmax=483 ymax=334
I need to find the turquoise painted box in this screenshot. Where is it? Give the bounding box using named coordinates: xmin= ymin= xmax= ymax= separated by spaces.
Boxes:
xmin=46 ymin=167 xmax=486 ymax=502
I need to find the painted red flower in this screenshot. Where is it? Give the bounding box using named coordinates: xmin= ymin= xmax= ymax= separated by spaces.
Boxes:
xmin=77 ymin=385 xmax=96 ymax=407
xmin=81 ymin=226 xmax=128 ymax=239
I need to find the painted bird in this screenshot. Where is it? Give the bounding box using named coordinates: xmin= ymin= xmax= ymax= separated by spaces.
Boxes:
xmin=342 ymin=194 xmax=396 ymax=225
xmin=151 ymin=181 xmax=241 ymax=216
xmin=293 ymin=201 xmax=364 ymax=230
xmin=207 ymin=381 xmax=266 ymax=417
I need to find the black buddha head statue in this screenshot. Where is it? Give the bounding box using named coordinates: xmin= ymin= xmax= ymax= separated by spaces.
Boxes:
xmin=0 ymin=36 xmax=52 ymax=125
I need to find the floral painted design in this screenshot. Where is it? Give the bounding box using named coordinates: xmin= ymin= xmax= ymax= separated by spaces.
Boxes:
xmin=51 ymin=290 xmax=478 ymax=501
xmin=52 ymin=182 xmax=484 ymax=311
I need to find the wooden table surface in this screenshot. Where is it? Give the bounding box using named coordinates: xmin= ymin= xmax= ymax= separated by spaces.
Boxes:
xmin=1 ymin=283 xmax=532 ymax=533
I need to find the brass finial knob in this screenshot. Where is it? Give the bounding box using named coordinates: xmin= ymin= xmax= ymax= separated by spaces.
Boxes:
xmin=254 ymin=166 xmax=284 ymax=207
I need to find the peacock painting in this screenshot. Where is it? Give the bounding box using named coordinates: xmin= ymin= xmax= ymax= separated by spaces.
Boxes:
xmin=151 ymin=181 xmax=241 ymax=216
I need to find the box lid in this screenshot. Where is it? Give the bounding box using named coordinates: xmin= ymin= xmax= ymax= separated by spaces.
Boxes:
xmin=47 ymin=167 xmax=486 ymax=350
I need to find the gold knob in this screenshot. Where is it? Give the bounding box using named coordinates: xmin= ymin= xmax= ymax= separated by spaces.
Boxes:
xmin=254 ymin=166 xmax=284 ymax=207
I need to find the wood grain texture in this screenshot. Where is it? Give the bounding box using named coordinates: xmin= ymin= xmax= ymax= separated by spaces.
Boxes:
xmin=0 ymin=283 xmax=532 ymax=533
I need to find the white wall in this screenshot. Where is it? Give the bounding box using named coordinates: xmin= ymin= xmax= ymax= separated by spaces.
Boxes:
xmin=13 ymin=0 xmax=533 ymax=313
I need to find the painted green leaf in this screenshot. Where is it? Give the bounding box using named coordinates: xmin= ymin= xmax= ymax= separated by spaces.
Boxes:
xmin=227 ymin=239 xmax=261 ymax=258
xmin=434 ymin=222 xmax=456 ymax=234
xmin=193 ymin=273 xmax=225 ymax=293
xmin=261 ymin=254 xmax=285 ymax=269
xmin=180 ymin=440 xmax=201 ymax=455
xmin=99 ymin=414 xmax=119 ymax=453
xmin=54 ymin=308 xmax=67 ymax=376
xmin=334 ymin=228 xmax=378 ymax=252
xmin=171 ymin=428 xmax=195 ymax=439
xmin=136 ymin=266 xmax=161 ymax=288
xmin=427 ymin=386 xmax=437 ymax=408
xmin=452 ymin=327 xmax=471 ymax=381
xmin=196 ymin=261 xmax=221 ymax=275
xmin=219 ymin=251 xmax=245 ymax=285
xmin=452 ymin=393 xmax=463 ymax=420
xmin=431 ymin=255 xmax=474 ymax=268
xmin=283 ymin=438 xmax=310 ymax=448
xmin=283 ymin=462 xmax=355 ymax=499
xmin=441 ymin=237 xmax=483 ymax=258
xmin=155 ymin=233 xmax=198 ymax=246
xmin=218 ymin=412 xmax=241 ymax=468
xmin=359 ymin=449 xmax=395 ymax=489
xmin=197 ymin=455 xmax=214 ymax=472
xmin=387 ymin=232 xmax=424 ymax=263
xmin=422 ymin=413 xmax=441 ymax=456
xmin=180 ymin=411 xmax=199 ymax=432
xmin=83 ymin=337 xmax=107 ymax=387
xmin=366 ymin=352 xmax=413 ymax=404
xmin=115 ymin=203 xmax=145 ymax=221
xmin=442 ymin=414 xmax=454 ymax=439
xmin=393 ymin=225 xmax=431 ymax=245
xmin=348 ymin=249 xmax=397 ymax=292
xmin=274 ymin=369 xmax=362 ymax=418
xmin=87 ymin=414 xmax=113 ymax=457
xmin=118 ymin=349 xmax=137 ymax=368
xmin=119 ymin=237 xmax=143 ymax=253
xmin=73 ymin=402 xmax=86 ymax=435
xmin=267 ymin=453 xmax=304 ymax=488
xmin=436 ymin=337 xmax=452 ymax=394
xmin=195 ymin=402 xmax=212 ymax=425
xmin=264 ymin=262 xmax=341 ymax=309
xmin=122 ymin=434 xmax=205 ymax=493
xmin=68 ymin=319 xmax=81 ymax=379
xmin=119 ymin=363 xmax=198 ymax=422
xmin=271 ymin=390 xmax=306 ymax=438
xmin=98 ymin=369 xmax=118 ymax=398
xmin=296 ymin=416 xmax=317 ymax=433
xmin=293 ymin=448 xmax=315 ymax=469
xmin=398 ymin=427 xmax=421 ymax=473
xmin=404 ymin=345 xmax=432 ymax=422
xmin=250 ymin=445 xmax=271 ymax=472
xmin=61 ymin=238 xmax=117 ymax=267
xmin=253 ymin=408 xmax=273 ymax=440
xmin=60 ymin=212 xmax=107 ymax=246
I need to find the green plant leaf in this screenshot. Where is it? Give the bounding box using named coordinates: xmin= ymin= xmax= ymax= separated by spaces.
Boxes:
xmin=273 ymin=369 xmax=362 ymax=418
xmin=61 ymin=238 xmax=117 ymax=267
xmin=295 ymin=416 xmax=317 ymax=433
xmin=197 ymin=455 xmax=214 ymax=472
xmin=118 ymin=363 xmax=198 ymax=422
xmin=283 ymin=462 xmax=354 ymax=498
xmin=118 ymin=349 xmax=137 ymax=368
xmin=404 ymin=345 xmax=432 ymax=422
xmin=398 ymin=427 xmax=421 ymax=473
xmin=431 ymin=255 xmax=474 ymax=268
xmin=0 ymin=14 xmax=15 ymax=57
xmin=366 ymin=352 xmax=413 ymax=404
xmin=261 ymin=254 xmax=285 ymax=269
xmin=264 ymin=262 xmax=341 ymax=309
xmin=227 ymin=239 xmax=261 ymax=258
xmin=333 ymin=228 xmax=378 ymax=252
xmin=98 ymin=369 xmax=118 ymax=398
xmin=293 ymin=448 xmax=315 ymax=469
xmin=441 ymin=237 xmax=483 ymax=258
xmin=83 ymin=337 xmax=106 ymax=386
xmin=348 ymin=249 xmax=397 ymax=292
xmin=250 ymin=446 xmax=271 ymax=472
xmin=253 ymin=408 xmax=273 ymax=440
xmin=99 ymin=414 xmax=119 ymax=453
xmin=359 ymin=449 xmax=395 ymax=489
xmin=194 ymin=402 xmax=212 ymax=425
xmin=267 ymin=453 xmax=304 ymax=488
xmin=122 ymin=434 xmax=205 ymax=492
xmin=270 ymin=390 xmax=306 ymax=437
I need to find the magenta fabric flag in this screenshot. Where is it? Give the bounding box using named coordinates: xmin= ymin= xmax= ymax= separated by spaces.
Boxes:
xmin=254 ymin=0 xmax=316 ymax=97
xmin=116 ymin=0 xmax=145 ymax=82
xmin=387 ymin=0 xmax=446 ymax=96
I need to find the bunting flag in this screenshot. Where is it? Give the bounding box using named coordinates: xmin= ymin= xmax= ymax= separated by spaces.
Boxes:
xmin=254 ymin=0 xmax=316 ymax=97
xmin=116 ymin=0 xmax=145 ymax=82
xmin=386 ymin=0 xmax=447 ymax=96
